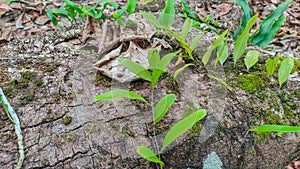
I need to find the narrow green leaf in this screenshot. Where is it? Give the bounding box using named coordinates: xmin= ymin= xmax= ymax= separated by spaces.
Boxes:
xmin=233 ymin=14 xmax=259 ymax=66
xmin=93 ymin=89 xmax=147 ymax=103
xmin=278 ymin=58 xmax=294 ymax=87
xmin=253 ymin=16 xmax=286 ymax=48
xmin=148 ymin=48 xmax=160 ymax=69
xmin=140 ymin=10 xmax=162 ymax=28
xmin=251 ymin=125 xmax=300 ymax=133
xmin=154 ymin=94 xmax=176 ymax=123
xmin=156 ymin=51 xmax=178 ymax=71
xmin=118 ymin=58 xmax=152 ymax=82
xmin=127 ymin=0 xmax=137 ymax=14
xmin=45 ymin=10 xmax=63 ymax=28
xmin=233 ymin=0 xmax=253 ymax=40
xmin=212 ymin=29 xmax=228 ymax=48
xmin=64 ymin=0 xmax=83 ymax=14
xmin=244 ymin=50 xmax=259 ymax=71
xmin=159 ymin=0 xmax=175 ymax=28
xmin=207 ymin=74 xmax=233 ymax=92
xmin=173 ymin=63 xmax=194 ymax=80
xmin=162 ymin=109 xmax=206 ymax=151
xmin=190 ymin=34 xmax=202 ymax=51
xmin=181 ymin=18 xmax=192 ymax=40
xmin=180 ymin=0 xmax=197 ymax=20
xmin=250 ymin=0 xmax=291 ymax=45
xmin=137 ymin=146 xmax=165 ymax=167
xmin=266 ymin=55 xmax=279 ymax=76
xmin=151 ymin=69 xmax=164 ymax=88
xmin=202 ymin=48 xmax=214 ymax=66
xmin=202 ymin=30 xmax=228 ymax=66
xmin=218 ymin=46 xmax=229 ymax=65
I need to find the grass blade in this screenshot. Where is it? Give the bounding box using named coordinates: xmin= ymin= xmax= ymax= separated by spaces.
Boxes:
xmin=45 ymin=10 xmax=63 ymax=28
xmin=218 ymin=46 xmax=229 ymax=65
xmin=244 ymin=50 xmax=259 ymax=71
xmin=266 ymin=55 xmax=279 ymax=76
xmin=250 ymin=0 xmax=291 ymax=45
xmin=233 ymin=14 xmax=258 ymax=66
xmin=154 ymin=94 xmax=176 ymax=123
xmin=162 ymin=109 xmax=206 ymax=151
xmin=137 ymin=146 xmax=165 ymax=167
xmin=181 ymin=18 xmax=192 ymax=40
xmin=278 ymin=58 xmax=294 ymax=87
xmin=118 ymin=58 xmax=152 ymax=82
xmin=233 ymin=0 xmax=253 ymax=40
xmin=253 ymin=16 xmax=286 ymax=48
xmin=148 ymin=48 xmax=160 ymax=69
xmin=127 ymin=0 xmax=137 ymax=14
xmin=159 ymin=0 xmax=175 ymax=28
xmin=251 ymin=125 xmax=300 ymax=133
xmin=190 ymin=34 xmax=202 ymax=51
xmin=173 ymin=63 xmax=194 ymax=80
xmin=93 ymin=89 xmax=147 ymax=103
xmin=140 ymin=10 xmax=162 ymax=28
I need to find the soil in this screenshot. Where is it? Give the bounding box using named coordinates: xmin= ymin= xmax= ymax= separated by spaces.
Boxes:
xmin=0 ymin=0 xmax=299 ymax=169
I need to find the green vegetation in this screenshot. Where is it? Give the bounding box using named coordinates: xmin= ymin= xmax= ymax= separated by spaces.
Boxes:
xmin=235 ymin=72 xmax=268 ymax=92
xmin=62 ymin=115 xmax=73 ymax=125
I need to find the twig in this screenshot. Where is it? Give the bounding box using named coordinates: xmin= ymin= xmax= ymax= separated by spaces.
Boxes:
xmin=0 ymin=87 xmax=24 ymax=169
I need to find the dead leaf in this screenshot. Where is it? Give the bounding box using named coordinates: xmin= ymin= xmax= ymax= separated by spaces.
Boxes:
xmin=0 ymin=2 xmax=13 ymax=17
xmin=217 ymin=3 xmax=233 ymax=16
xmin=35 ymin=15 xmax=50 ymax=25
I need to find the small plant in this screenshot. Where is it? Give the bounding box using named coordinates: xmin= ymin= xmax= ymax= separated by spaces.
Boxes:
xmin=179 ymin=0 xmax=220 ymax=34
xmin=234 ymin=0 xmax=292 ymax=48
xmin=94 ymin=47 xmax=207 ymax=168
xmin=46 ymin=0 xmax=139 ymax=28
xmin=251 ymin=125 xmax=300 ymax=135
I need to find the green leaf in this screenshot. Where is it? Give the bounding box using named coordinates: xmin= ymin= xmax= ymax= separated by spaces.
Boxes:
xmin=251 ymin=125 xmax=300 ymax=133
xmin=233 ymin=0 xmax=253 ymax=40
xmin=162 ymin=109 xmax=206 ymax=151
xmin=180 ymin=0 xmax=197 ymax=20
xmin=244 ymin=50 xmax=259 ymax=71
xmin=137 ymin=146 xmax=165 ymax=167
xmin=154 ymin=94 xmax=176 ymax=123
xmin=218 ymin=46 xmax=229 ymax=65
xmin=93 ymin=89 xmax=147 ymax=103
xmin=250 ymin=0 xmax=291 ymax=45
xmin=151 ymin=69 xmax=164 ymax=88
xmin=159 ymin=0 xmax=175 ymax=28
xmin=45 ymin=10 xmax=63 ymax=29
xmin=148 ymin=48 xmax=160 ymax=69
xmin=253 ymin=16 xmax=286 ymax=48
xmin=173 ymin=63 xmax=194 ymax=80
xmin=278 ymin=58 xmax=294 ymax=87
xmin=266 ymin=55 xmax=279 ymax=76
xmin=190 ymin=34 xmax=202 ymax=51
xmin=112 ymin=7 xmax=127 ymax=25
xmin=156 ymin=51 xmax=178 ymax=71
xmin=52 ymin=9 xmax=73 ymax=22
xmin=64 ymin=0 xmax=83 ymax=14
xmin=140 ymin=11 xmax=162 ymax=28
xmin=233 ymin=14 xmax=258 ymax=66
xmin=202 ymin=30 xmax=228 ymax=66
xmin=118 ymin=58 xmax=152 ymax=82
xmin=127 ymin=0 xmax=137 ymax=14
xmin=181 ymin=18 xmax=192 ymax=40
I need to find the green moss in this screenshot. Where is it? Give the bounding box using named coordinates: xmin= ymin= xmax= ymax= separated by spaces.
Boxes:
xmin=34 ymin=79 xmax=43 ymax=87
xmin=265 ymin=114 xmax=282 ymax=124
xmin=294 ymin=89 xmax=300 ymax=99
xmin=94 ymin=73 xmax=112 ymax=87
xmin=10 ymin=79 xmax=29 ymax=89
xmin=122 ymin=123 xmax=135 ymax=137
xmin=3 ymin=86 xmax=15 ymax=97
xmin=19 ymin=94 xmax=34 ymax=105
xmin=235 ymin=72 xmax=268 ymax=92
xmin=291 ymin=58 xmax=300 ymax=74
xmin=42 ymin=159 xmax=50 ymax=166
xmin=44 ymin=62 xmax=61 ymax=72
xmin=61 ymin=115 xmax=72 ymax=125
xmin=52 ymin=92 xmax=61 ymax=102
xmin=21 ymin=71 xmax=36 ymax=80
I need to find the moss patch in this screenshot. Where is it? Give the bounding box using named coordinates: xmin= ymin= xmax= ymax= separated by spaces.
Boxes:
xmin=61 ymin=115 xmax=72 ymax=125
xmin=94 ymin=73 xmax=112 ymax=87
xmin=235 ymin=72 xmax=269 ymax=92
xmin=19 ymin=94 xmax=34 ymax=105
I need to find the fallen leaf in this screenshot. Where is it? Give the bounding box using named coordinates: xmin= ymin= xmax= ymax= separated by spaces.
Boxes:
xmin=217 ymin=3 xmax=233 ymax=16
xmin=0 ymin=2 xmax=13 ymax=17
xmin=35 ymin=15 xmax=50 ymax=25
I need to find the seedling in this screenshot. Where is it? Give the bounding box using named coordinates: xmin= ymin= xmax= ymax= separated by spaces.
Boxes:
xmin=234 ymin=0 xmax=292 ymax=48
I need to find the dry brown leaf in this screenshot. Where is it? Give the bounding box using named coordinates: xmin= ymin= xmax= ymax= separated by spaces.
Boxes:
xmin=217 ymin=3 xmax=232 ymax=16
xmin=35 ymin=15 xmax=50 ymax=25
xmin=0 ymin=2 xmax=13 ymax=17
